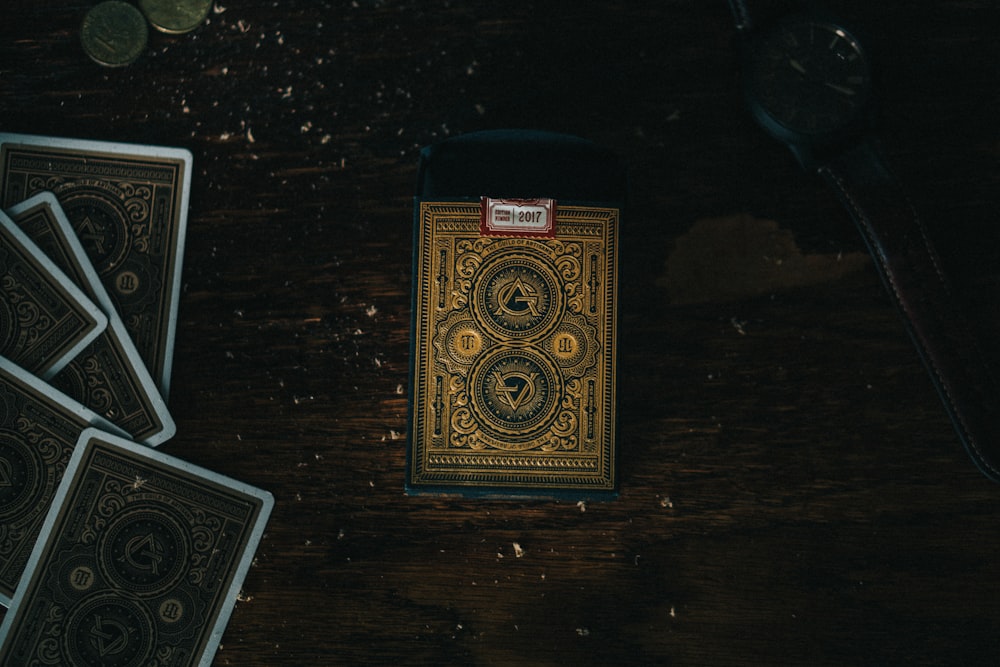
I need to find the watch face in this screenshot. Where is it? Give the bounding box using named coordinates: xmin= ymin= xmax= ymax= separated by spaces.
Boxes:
xmin=746 ymin=17 xmax=872 ymax=141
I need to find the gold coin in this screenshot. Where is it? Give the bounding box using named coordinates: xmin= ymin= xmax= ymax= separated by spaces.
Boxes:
xmin=80 ymin=1 xmax=148 ymax=67
xmin=138 ymin=0 xmax=214 ymax=35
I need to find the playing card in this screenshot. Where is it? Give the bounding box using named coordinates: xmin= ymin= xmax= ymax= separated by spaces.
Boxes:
xmin=0 ymin=209 xmax=107 ymax=380
xmin=7 ymin=192 xmax=176 ymax=447
xmin=0 ymin=356 xmax=124 ymax=607
xmin=0 ymin=133 xmax=193 ymax=398
xmin=408 ymin=201 xmax=620 ymax=495
xmin=0 ymin=428 xmax=274 ymax=666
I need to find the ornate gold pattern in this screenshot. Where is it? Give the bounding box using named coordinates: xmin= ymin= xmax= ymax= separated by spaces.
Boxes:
xmin=0 ymin=139 xmax=189 ymax=397
xmin=0 ymin=437 xmax=267 ymax=665
xmin=409 ymin=202 xmax=618 ymax=493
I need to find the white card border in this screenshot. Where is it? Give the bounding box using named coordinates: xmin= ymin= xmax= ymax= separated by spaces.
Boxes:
xmin=5 ymin=192 xmax=176 ymax=446
xmin=0 ymin=132 xmax=192 ymax=399
xmin=0 ymin=209 xmax=107 ymax=379
xmin=0 ymin=427 xmax=274 ymax=667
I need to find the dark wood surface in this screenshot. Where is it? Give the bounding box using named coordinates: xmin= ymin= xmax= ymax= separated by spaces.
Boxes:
xmin=2 ymin=1 xmax=1000 ymax=665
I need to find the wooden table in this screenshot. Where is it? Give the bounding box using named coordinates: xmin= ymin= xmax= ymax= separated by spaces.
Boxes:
xmin=2 ymin=1 xmax=999 ymax=664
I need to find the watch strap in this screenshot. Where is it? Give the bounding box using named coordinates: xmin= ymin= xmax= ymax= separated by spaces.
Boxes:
xmin=727 ymin=0 xmax=814 ymax=32
xmin=727 ymin=0 xmax=754 ymax=31
xmin=818 ymin=140 xmax=1000 ymax=481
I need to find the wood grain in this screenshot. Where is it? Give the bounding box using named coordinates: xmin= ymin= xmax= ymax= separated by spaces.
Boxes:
xmin=1 ymin=2 xmax=998 ymax=665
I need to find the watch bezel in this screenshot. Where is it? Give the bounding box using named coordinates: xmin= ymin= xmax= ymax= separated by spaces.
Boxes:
xmin=742 ymin=13 xmax=875 ymax=153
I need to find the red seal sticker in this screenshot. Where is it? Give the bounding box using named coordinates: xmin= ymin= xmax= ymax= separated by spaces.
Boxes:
xmin=479 ymin=197 xmax=557 ymax=238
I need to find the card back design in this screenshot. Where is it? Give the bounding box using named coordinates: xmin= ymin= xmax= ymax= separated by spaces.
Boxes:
xmin=0 ymin=428 xmax=274 ymax=666
xmin=0 ymin=210 xmax=107 ymax=379
xmin=0 ymin=133 xmax=192 ymax=398
xmin=0 ymin=357 xmax=121 ymax=607
xmin=408 ymin=202 xmax=618 ymax=495
xmin=7 ymin=193 xmax=175 ymax=446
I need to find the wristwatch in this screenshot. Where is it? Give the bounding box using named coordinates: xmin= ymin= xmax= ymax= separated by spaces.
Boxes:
xmin=729 ymin=0 xmax=1000 ymax=482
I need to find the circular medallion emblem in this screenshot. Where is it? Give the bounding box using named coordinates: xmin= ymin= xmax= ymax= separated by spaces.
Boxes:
xmin=445 ymin=322 xmax=485 ymax=364
xmin=64 ymin=593 xmax=156 ymax=667
xmin=99 ymin=507 xmax=189 ymax=597
xmin=0 ymin=297 xmax=14 ymax=352
xmin=109 ymin=256 xmax=159 ymax=309
xmin=473 ymin=253 xmax=562 ymax=341
xmin=153 ymin=587 xmax=199 ymax=637
xmin=69 ymin=565 xmax=97 ymax=592
xmin=548 ymin=320 xmax=589 ymax=368
xmin=469 ymin=348 xmax=562 ymax=442
xmin=58 ymin=187 xmax=131 ymax=276
xmin=0 ymin=431 xmax=43 ymax=520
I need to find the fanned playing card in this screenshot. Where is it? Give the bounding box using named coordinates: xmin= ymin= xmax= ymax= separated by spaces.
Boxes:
xmin=7 ymin=193 xmax=176 ymax=446
xmin=0 ymin=428 xmax=274 ymax=666
xmin=0 ymin=133 xmax=192 ymax=398
xmin=0 ymin=209 xmax=107 ymax=380
xmin=0 ymin=356 xmax=123 ymax=607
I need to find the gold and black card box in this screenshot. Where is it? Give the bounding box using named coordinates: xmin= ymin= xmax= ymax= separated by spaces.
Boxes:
xmin=407 ymin=131 xmax=624 ymax=497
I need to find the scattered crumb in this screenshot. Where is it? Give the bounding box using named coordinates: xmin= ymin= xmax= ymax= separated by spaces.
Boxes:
xmin=131 ymin=475 xmax=146 ymax=491
xmin=365 ymin=304 xmax=378 ymax=317
xmin=512 ymin=542 xmax=524 ymax=558
xmin=659 ymin=496 xmax=673 ymax=509
xmin=670 ymin=606 xmax=676 ymax=618
xmin=576 ymin=628 xmax=590 ymax=637
xmin=236 ymin=590 xmax=253 ymax=603
xmin=576 ymin=500 xmax=587 ymax=513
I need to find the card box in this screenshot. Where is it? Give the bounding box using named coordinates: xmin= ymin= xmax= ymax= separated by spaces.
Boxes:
xmin=407 ymin=130 xmax=626 ymax=498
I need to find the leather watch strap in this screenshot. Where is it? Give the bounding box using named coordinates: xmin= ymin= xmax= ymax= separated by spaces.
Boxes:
xmin=727 ymin=0 xmax=754 ymax=31
xmin=818 ymin=139 xmax=1000 ymax=481
xmin=727 ymin=0 xmax=802 ymax=32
